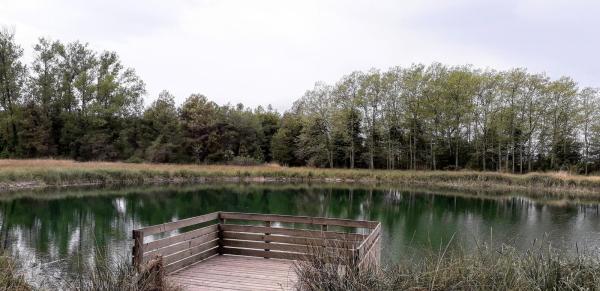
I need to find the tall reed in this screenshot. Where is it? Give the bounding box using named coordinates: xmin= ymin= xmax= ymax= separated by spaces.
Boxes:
xmin=61 ymin=250 xmax=180 ymax=291
xmin=294 ymin=240 xmax=600 ymax=291
xmin=0 ymin=252 xmax=31 ymax=291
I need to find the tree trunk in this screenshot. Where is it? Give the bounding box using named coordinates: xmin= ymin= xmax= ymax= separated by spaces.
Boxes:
xmin=413 ymin=132 xmax=417 ymax=169
xmin=350 ymin=145 xmax=354 ymax=169
xmin=498 ymin=144 xmax=502 ymax=172
xmin=527 ymin=135 xmax=532 ymax=172
xmin=519 ymin=144 xmax=523 ymax=174
xmin=431 ymin=140 xmax=436 ymax=170
xmin=482 ymin=138 xmax=486 ymax=171
xmin=455 ymin=136 xmax=459 ymax=170
xmin=349 ymin=113 xmax=355 ymax=169
xmin=409 ymin=135 xmax=413 ymax=170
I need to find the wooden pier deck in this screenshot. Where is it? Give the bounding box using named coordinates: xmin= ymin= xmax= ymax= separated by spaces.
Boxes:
xmin=170 ymin=255 xmax=296 ymax=290
xmin=132 ymin=212 xmax=381 ymax=291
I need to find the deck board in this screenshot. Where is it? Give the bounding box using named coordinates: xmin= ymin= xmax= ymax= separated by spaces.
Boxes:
xmin=168 ymin=255 xmax=297 ymax=290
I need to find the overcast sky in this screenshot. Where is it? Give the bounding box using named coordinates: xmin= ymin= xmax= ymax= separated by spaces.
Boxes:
xmin=1 ymin=0 xmax=599 ymax=111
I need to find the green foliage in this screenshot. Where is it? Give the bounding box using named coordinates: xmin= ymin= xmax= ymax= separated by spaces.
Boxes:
xmin=280 ymin=64 xmax=600 ymax=173
xmin=272 ymin=113 xmax=304 ymax=166
xmin=0 ymin=29 xmax=27 ymax=156
xmin=1 ymin=29 xmax=600 ymax=172
xmin=141 ymin=90 xmax=182 ymax=163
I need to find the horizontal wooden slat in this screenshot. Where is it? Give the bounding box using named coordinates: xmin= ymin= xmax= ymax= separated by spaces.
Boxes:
xmin=222 ymin=240 xmax=353 ymax=257
xmin=164 ymin=239 xmax=219 ymax=266
xmin=144 ymin=232 xmax=219 ymax=263
xmin=222 ymin=231 xmax=357 ymax=248
xmin=222 ymin=247 xmax=348 ymax=262
xmin=220 ymin=212 xmax=378 ymax=228
xmin=137 ymin=212 xmax=220 ymax=236
xmin=145 ymin=224 xmax=218 ymax=250
xmin=223 ymin=239 xmax=309 ymax=253
xmin=221 ymin=224 xmax=365 ymax=241
xmin=222 ymin=247 xmax=308 ymax=260
xmin=164 ymin=247 xmax=218 ymax=274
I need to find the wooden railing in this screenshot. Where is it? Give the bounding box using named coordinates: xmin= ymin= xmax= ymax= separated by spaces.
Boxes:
xmin=132 ymin=211 xmax=381 ymax=274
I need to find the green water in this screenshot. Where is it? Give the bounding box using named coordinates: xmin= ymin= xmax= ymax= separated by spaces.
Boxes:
xmin=1 ymin=184 xmax=599 ymax=284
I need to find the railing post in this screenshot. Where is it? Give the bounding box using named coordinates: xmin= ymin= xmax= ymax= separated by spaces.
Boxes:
xmin=218 ymin=212 xmax=225 ymax=255
xmin=321 ymin=224 xmax=328 ymax=257
xmin=354 ymin=247 xmax=362 ymax=272
xmin=132 ymin=230 xmax=144 ymax=269
xmin=264 ymin=220 xmax=271 ymax=258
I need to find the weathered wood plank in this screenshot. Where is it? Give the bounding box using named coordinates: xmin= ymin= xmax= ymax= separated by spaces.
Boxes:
xmin=145 ymin=224 xmax=218 ymax=250
xmin=223 ymin=239 xmax=309 ymax=253
xmin=220 ymin=212 xmax=378 ymax=228
xmin=222 ymin=239 xmax=354 ymax=256
xmin=222 ymin=247 xmax=352 ymax=261
xmin=163 ymin=239 xmax=219 ymax=266
xmin=174 ymin=270 xmax=291 ymax=283
xmin=199 ymin=256 xmax=295 ymax=270
xmin=221 ymin=224 xmax=365 ymax=241
xmin=164 ymin=247 xmax=218 ymax=274
xmin=144 ymin=231 xmax=219 ymax=262
xmin=179 ymin=266 xmax=292 ymax=278
xmin=192 ymin=261 xmax=293 ymax=272
xmin=171 ymin=276 xmax=284 ymax=291
xmin=168 ymin=255 xmax=298 ymax=290
xmin=137 ymin=212 xmax=219 ymax=236
xmin=222 ymin=231 xmax=358 ymax=248
xmin=132 ymin=230 xmax=144 ymax=268
xmin=171 ymin=276 xmax=285 ymax=291
xmin=173 ymin=264 xmax=293 ymax=283
xmin=222 ymin=247 xmax=308 ymax=260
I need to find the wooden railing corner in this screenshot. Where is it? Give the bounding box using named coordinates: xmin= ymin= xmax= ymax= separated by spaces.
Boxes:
xmin=132 ymin=229 xmax=144 ymax=269
xmin=132 ymin=211 xmax=380 ymax=274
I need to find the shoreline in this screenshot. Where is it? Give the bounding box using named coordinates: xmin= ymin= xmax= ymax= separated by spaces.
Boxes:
xmin=0 ymin=159 xmax=600 ymax=199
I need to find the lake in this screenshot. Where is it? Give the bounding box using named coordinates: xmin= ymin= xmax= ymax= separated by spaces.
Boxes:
xmin=1 ymin=183 xmax=600 ymax=286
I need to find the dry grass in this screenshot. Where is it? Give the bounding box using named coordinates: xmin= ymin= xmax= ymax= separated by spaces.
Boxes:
xmin=1 ymin=159 xmax=600 ymax=197
xmin=295 ymin=240 xmax=600 ymax=291
xmin=60 ymin=250 xmax=180 ymax=291
xmin=0 ymin=253 xmax=31 ymax=291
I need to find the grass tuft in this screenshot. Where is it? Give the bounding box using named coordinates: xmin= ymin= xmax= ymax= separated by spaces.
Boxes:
xmin=61 ymin=251 xmax=181 ymax=291
xmin=295 ymin=240 xmax=600 ymax=291
xmin=0 ymin=253 xmax=32 ymax=291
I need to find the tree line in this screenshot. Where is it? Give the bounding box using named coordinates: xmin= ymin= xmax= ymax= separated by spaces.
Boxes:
xmin=2 ymin=30 xmax=600 ymax=173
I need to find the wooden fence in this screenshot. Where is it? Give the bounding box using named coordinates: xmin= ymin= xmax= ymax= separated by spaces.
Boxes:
xmin=132 ymin=211 xmax=381 ymax=274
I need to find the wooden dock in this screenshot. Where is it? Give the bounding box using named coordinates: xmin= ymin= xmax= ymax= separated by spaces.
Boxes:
xmin=170 ymin=255 xmax=296 ymax=290
xmin=132 ymin=212 xmax=381 ymax=290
